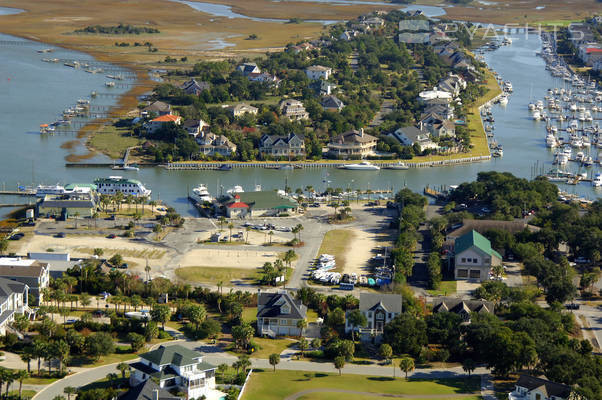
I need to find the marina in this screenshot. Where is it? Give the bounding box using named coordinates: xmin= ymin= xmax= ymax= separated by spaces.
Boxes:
xmin=0 ymin=29 xmax=601 ymax=221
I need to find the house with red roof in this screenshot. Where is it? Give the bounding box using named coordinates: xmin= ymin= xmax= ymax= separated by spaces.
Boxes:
xmin=144 ymin=114 xmax=182 ymax=134
xmin=226 ymin=195 xmax=249 ymax=218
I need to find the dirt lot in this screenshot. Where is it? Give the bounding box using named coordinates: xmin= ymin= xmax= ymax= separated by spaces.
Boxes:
xmin=178 ymin=248 xmax=282 ymax=269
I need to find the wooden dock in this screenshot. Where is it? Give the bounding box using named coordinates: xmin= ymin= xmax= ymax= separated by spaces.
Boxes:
xmin=423 ymin=186 xmax=446 ymax=199
xmin=0 ymin=190 xmax=36 ymax=196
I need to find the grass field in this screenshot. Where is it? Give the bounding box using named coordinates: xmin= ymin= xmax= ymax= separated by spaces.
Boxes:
xmin=77 ymin=247 xmax=166 ymax=259
xmin=317 ymin=229 xmax=355 ymax=273
xmin=88 ymin=125 xmax=142 ymax=159
xmin=175 ymin=266 xmax=259 ymax=285
xmin=249 ymin=337 xmax=295 ymax=359
xmin=426 ymin=280 xmax=458 ymax=296
xmin=295 ymin=395 xmax=481 ymax=400
xmin=242 ymin=370 xmax=481 ymax=400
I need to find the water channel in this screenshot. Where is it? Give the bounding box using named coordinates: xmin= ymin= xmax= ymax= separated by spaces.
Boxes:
xmin=0 ymin=13 xmax=599 ymax=219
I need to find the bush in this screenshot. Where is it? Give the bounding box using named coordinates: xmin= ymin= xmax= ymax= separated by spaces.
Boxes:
xmin=305 ymin=350 xmax=324 ymax=359
xmin=158 ymin=330 xmax=172 ymax=339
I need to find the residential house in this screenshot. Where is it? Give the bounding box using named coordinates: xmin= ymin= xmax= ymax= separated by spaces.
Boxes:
xmin=142 ymin=101 xmax=171 ymax=117
xmin=257 ymin=290 xmax=307 ymax=337
xmin=37 ymin=193 xmax=97 ymax=220
xmin=508 ymin=375 xmax=573 ymax=400
xmin=196 ymin=132 xmax=237 ymax=157
xmin=568 ymin=23 xmax=595 ymax=46
xmin=423 ymin=102 xmax=454 ymax=120
xmin=321 ymin=95 xmax=344 ymax=112
xmin=228 ymin=103 xmax=258 ymax=118
xmin=305 ymin=65 xmax=332 ymax=80
xmin=339 ymin=31 xmax=358 ymax=41
xmin=237 ymin=62 xmax=260 ymax=76
xmin=438 ymin=74 xmax=466 ymax=97
xmin=279 ymin=99 xmax=309 ymax=121
xmin=248 ymin=72 xmax=281 ymax=87
xmin=180 ymin=79 xmax=210 ymax=96
xmin=389 ymin=126 xmax=438 ymax=152
xmin=129 ymin=344 xmax=223 ymax=400
xmin=398 ymin=32 xmax=430 ymax=44
xmin=345 ymin=293 xmax=402 ymax=343
xmin=290 ymin=42 xmax=315 ymax=53
xmin=327 ymin=129 xmax=377 ymax=159
xmin=419 ymin=114 xmax=456 ymax=138
xmin=0 ymin=258 xmax=50 ymax=305
xmin=0 ymin=277 xmax=29 ymax=335
xmin=360 ymin=16 xmax=385 ymax=27
xmin=454 ymin=230 xmax=502 ymax=282
xmin=419 ymin=88 xmax=453 ymax=103
xmin=145 ymin=114 xmax=182 ymax=134
xmin=259 ymin=132 xmax=306 ymax=158
xmin=182 ymin=119 xmax=210 ymax=138
xmin=314 ymin=80 xmax=337 ymax=96
xmin=431 ymin=297 xmax=494 ymax=323
xmin=118 ymin=379 xmax=181 ymax=400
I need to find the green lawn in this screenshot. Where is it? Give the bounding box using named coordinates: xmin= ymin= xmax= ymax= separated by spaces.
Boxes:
xmin=426 ymin=280 xmax=457 ymax=296
xmin=22 ymin=375 xmax=61 ymax=385
xmin=242 ymin=370 xmax=481 ymax=400
xmin=7 ymin=390 xmax=36 ymax=399
xmin=229 ymin=337 xmax=294 ymax=359
xmin=88 ymin=124 xmax=142 ymax=159
xmin=69 ymin=351 xmax=138 ymax=368
xmin=296 ymin=395 xmax=481 ymax=400
xmin=317 ymin=229 xmax=355 ymax=272
xmin=242 ymin=307 xmax=257 ymax=324
xmin=175 ymin=266 xmax=259 ymax=285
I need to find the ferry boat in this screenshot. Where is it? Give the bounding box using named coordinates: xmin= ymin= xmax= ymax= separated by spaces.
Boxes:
xmin=94 ymin=176 xmax=151 ymax=197
xmin=191 ymin=184 xmax=214 ymax=204
xmin=593 ymin=173 xmax=602 ymax=187
xmin=342 ymin=161 xmax=381 ymax=171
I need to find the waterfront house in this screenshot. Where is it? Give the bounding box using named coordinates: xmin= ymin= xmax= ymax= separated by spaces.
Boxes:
xmin=228 ymin=103 xmax=258 ymax=118
xmin=118 ymin=379 xmax=181 ymax=400
xmin=142 ymin=101 xmax=171 ymax=117
xmin=237 ymin=62 xmax=260 ymax=76
xmin=145 ymin=114 xmax=182 ymax=134
xmin=182 ymin=119 xmax=210 ymax=138
xmin=0 ymin=258 xmax=50 ymax=305
xmin=445 ymin=219 xmax=540 ymax=242
xmin=0 ymin=277 xmax=30 ymax=335
xmin=259 ymin=132 xmax=306 ymax=158
xmin=389 ymin=126 xmax=438 ymax=152
xmin=224 ymin=195 xmax=249 ymax=218
xmin=418 ymin=88 xmax=452 ymax=103
xmin=321 ymin=95 xmax=345 ymax=112
xmin=422 ymin=102 xmax=454 ymax=120
xmin=345 ymin=293 xmax=402 ymax=343
xmin=327 ymin=129 xmax=377 ymax=159
xmin=37 ymin=193 xmax=97 ymax=220
xmin=196 ymin=132 xmax=237 ymax=157
xmin=454 ymin=230 xmax=502 ymax=282
xmin=438 ymin=73 xmax=466 ymax=97
xmin=129 ymin=344 xmax=223 ymax=400
xmin=279 ymin=99 xmax=309 ymax=121
xmin=431 ymin=297 xmax=494 ymax=323
xmin=305 ymin=65 xmax=332 ymax=80
xmin=508 ymin=375 xmax=572 ymax=400
xmin=180 ymin=79 xmax=210 ymax=96
xmin=419 ymin=114 xmax=456 ymax=138
xmin=257 ymin=290 xmax=307 ymax=337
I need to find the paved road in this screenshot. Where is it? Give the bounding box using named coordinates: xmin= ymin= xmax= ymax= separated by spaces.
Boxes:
xmin=34 ymin=340 xmax=490 ymax=399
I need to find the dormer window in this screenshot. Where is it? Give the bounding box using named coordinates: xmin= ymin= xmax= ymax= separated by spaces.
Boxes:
xmin=281 ymin=304 xmax=290 ymax=314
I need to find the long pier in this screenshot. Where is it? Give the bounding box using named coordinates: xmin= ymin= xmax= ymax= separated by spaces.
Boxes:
xmin=0 ymin=190 xmax=36 ymax=196
xmin=162 ymin=156 xmax=491 ymax=171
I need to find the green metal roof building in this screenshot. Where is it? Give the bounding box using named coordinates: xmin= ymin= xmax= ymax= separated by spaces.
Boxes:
xmin=454 ymin=230 xmax=502 ymax=282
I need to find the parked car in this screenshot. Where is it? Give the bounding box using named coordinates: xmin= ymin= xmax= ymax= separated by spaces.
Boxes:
xmin=565 ymin=303 xmax=580 ymax=310
xmin=9 ymin=233 xmax=24 ymax=240
xmin=107 ymin=234 xmax=117 ymax=239
xmin=575 ymin=257 xmax=591 ymax=264
xmin=119 ymin=263 xmax=128 ymax=269
xmin=55 ymin=232 xmax=66 ymax=238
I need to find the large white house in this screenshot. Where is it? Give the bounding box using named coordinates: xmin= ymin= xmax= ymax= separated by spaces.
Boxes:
xmin=0 ymin=277 xmax=30 ymax=335
xmin=129 ymin=344 xmax=224 ymax=400
xmin=345 ymin=293 xmax=402 ymax=343
xmin=508 ymin=375 xmax=572 ymax=400
xmin=305 ymin=65 xmax=332 ymax=80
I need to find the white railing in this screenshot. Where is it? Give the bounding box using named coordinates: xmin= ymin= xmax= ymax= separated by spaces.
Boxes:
xmin=237 ymin=369 xmax=253 ymax=400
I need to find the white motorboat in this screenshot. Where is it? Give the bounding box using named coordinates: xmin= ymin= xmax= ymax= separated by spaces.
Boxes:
xmin=571 ymin=137 xmax=584 ymax=148
xmin=226 ymin=185 xmax=244 ymax=194
xmin=191 ymin=184 xmax=214 ymax=203
xmin=342 ymin=161 xmax=380 ymax=171
xmin=546 ymin=134 xmax=558 ymax=148
xmin=528 ymin=102 xmax=536 ymax=111
xmin=387 ymin=162 xmax=409 ymax=170
xmin=532 ymin=110 xmax=541 ymax=121
xmin=499 ymin=95 xmax=508 ymax=106
xmin=593 ymin=173 xmax=602 ymax=187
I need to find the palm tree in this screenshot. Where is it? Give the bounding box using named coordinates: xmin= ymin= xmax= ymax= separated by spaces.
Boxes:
xmin=296 ymin=319 xmax=307 ymax=337
xmin=228 ymin=223 xmax=234 ymax=242
xmin=268 ymin=230 xmax=274 ymax=245
xmin=5 ymin=369 xmax=15 ymax=398
xmin=149 ymin=200 xmax=157 ymax=214
xmin=114 ymin=191 xmax=124 ymax=211
xmin=64 ymin=386 xmax=77 ymax=400
xmin=72 ymin=211 xmax=80 ymax=229
xmin=245 ymin=226 xmax=251 ymax=244
xmin=125 ymin=194 xmax=134 ymax=212
xmin=295 ymin=223 xmax=304 ymax=242
xmin=218 ymin=216 xmax=226 ymax=231
xmin=399 ymin=357 xmax=415 ymax=379
xmin=16 ymin=370 xmax=29 ymax=400
xmin=117 ymin=362 xmax=129 ymax=379
xmin=145 ymin=261 xmax=151 ymax=282
xmin=20 ymin=349 xmax=33 ymax=373
xmin=92 ymin=212 xmax=99 ymax=228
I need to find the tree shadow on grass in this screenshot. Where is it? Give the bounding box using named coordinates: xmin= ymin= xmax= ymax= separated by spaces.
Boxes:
xmin=367 ymin=376 xmax=395 ymax=382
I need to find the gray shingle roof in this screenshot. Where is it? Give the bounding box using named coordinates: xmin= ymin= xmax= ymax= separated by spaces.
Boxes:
xmin=516 ymin=375 xmax=572 ymax=399
xmin=139 ymin=345 xmax=205 ymax=367
xmin=257 ymin=291 xmax=307 ymax=319
xmin=359 ymin=293 xmax=402 ymax=313
xmin=431 ymin=297 xmax=494 ymax=315
xmin=118 ymin=379 xmax=181 ymax=400
xmin=0 ymin=276 xmax=27 ymax=304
